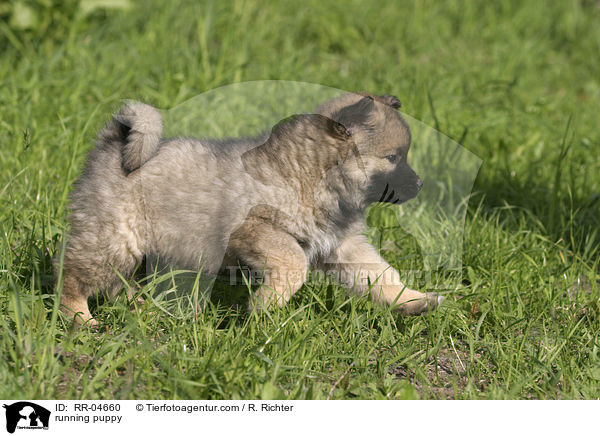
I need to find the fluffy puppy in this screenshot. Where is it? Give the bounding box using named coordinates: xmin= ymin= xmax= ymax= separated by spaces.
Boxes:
xmin=56 ymin=93 xmax=443 ymax=325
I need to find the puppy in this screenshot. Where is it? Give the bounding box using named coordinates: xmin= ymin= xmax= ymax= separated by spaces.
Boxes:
xmin=56 ymin=93 xmax=444 ymax=326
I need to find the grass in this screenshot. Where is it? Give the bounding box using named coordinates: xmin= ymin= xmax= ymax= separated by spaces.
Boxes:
xmin=1 ymin=0 xmax=599 ymax=399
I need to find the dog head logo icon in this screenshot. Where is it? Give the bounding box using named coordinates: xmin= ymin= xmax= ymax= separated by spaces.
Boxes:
xmin=3 ymin=402 xmax=50 ymax=433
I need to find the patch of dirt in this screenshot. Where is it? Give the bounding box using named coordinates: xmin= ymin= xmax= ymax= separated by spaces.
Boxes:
xmin=55 ymin=349 xmax=103 ymax=397
xmin=388 ymin=346 xmax=489 ymax=399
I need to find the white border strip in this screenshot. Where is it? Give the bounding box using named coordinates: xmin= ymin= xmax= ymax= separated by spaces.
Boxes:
xmin=0 ymin=400 xmax=596 ymax=435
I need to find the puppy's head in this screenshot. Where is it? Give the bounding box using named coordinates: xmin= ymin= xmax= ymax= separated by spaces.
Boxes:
xmin=317 ymin=92 xmax=422 ymax=205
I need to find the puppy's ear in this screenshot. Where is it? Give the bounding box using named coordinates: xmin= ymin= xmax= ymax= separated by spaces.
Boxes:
xmin=326 ymin=119 xmax=352 ymax=140
xmin=378 ymin=94 xmax=402 ymax=109
xmin=358 ymin=92 xmax=402 ymax=110
xmin=332 ymin=95 xmax=377 ymax=134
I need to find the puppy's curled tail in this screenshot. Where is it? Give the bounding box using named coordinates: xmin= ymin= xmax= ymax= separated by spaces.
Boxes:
xmin=97 ymin=101 xmax=163 ymax=173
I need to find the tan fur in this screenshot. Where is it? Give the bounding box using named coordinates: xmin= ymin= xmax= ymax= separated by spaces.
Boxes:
xmin=56 ymin=94 xmax=443 ymax=326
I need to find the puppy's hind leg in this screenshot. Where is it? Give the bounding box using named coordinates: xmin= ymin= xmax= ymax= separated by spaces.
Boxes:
xmin=57 ymin=236 xmax=142 ymax=327
xmin=58 ymin=274 xmax=97 ymax=327
xmin=227 ymin=220 xmax=308 ymax=311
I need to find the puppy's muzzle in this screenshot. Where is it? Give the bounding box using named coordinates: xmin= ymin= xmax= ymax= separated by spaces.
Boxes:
xmin=377 ymin=175 xmax=422 ymax=205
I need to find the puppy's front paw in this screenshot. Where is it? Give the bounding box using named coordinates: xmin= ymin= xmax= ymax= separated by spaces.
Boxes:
xmin=397 ymin=293 xmax=444 ymax=315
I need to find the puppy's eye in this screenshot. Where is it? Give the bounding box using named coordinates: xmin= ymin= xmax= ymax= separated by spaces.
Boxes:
xmin=384 ymin=154 xmax=398 ymax=163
